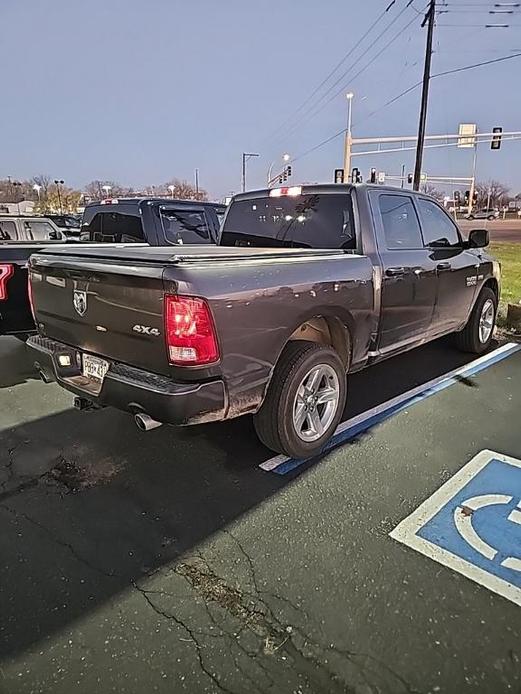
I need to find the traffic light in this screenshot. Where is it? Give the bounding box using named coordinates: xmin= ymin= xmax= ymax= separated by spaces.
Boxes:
xmin=407 ymin=173 xmax=413 ymax=184
xmin=278 ymin=175 xmax=283 ymax=185
xmin=454 ymin=190 xmax=461 ymax=204
xmin=491 ymin=126 xmax=502 ymax=150
xmin=370 ymin=168 xmax=377 ymax=184
xmin=286 ymin=165 xmax=292 ymax=177
xmin=334 ymin=168 xmax=344 ymax=184
xmin=464 ymin=190 xmax=470 ymax=204
xmin=283 ymin=170 xmax=288 ymax=182
xmin=473 ymin=190 xmax=478 ymax=204
xmin=351 ymin=167 xmax=362 ymax=183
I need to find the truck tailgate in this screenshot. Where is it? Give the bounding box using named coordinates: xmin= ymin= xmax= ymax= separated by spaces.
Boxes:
xmin=30 ymin=252 xmax=169 ymax=375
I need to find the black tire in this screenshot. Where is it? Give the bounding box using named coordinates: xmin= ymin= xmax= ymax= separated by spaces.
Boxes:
xmin=467 ymin=215 xmax=474 ymax=220
xmin=253 ymin=341 xmax=347 ymax=458
xmin=455 ymin=287 xmax=497 ymax=354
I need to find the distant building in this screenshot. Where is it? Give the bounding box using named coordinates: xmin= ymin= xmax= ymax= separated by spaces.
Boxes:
xmin=0 ymin=200 xmax=36 ymax=215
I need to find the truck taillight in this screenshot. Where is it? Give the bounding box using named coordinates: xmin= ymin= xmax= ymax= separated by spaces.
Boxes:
xmin=164 ymin=295 xmax=219 ymax=366
xmin=0 ymin=264 xmax=14 ymax=301
xmin=269 ymin=186 xmax=301 ymax=198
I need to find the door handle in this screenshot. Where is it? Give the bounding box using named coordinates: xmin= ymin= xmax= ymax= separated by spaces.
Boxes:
xmin=437 ymin=262 xmax=451 ymax=272
xmin=386 ymin=267 xmax=405 ymax=277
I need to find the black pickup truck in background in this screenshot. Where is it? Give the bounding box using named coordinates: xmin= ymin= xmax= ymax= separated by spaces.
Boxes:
xmin=0 ymin=198 xmax=226 ymax=339
xmin=79 ymin=198 xmax=226 ymax=245
xmin=27 ymin=184 xmax=500 ymax=458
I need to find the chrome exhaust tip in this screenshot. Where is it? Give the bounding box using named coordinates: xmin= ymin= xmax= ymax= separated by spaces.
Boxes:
xmin=36 ymin=367 xmax=53 ymax=384
xmin=134 ymin=413 xmax=163 ymax=432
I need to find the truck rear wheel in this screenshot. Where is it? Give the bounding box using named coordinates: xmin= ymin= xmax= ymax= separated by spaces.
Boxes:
xmin=455 ymin=287 xmax=497 ymax=354
xmin=253 ymin=341 xmax=346 ymax=459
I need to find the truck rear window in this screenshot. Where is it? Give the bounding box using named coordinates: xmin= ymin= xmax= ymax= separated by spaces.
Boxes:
xmin=160 ymin=209 xmax=210 ymax=244
xmin=221 ymin=193 xmax=356 ymax=249
xmin=80 ymin=207 xmax=144 ymax=243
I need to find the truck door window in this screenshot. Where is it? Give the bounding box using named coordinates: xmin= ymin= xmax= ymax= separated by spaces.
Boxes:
xmin=160 ymin=209 xmax=209 ymax=244
xmin=379 ymin=195 xmax=423 ymax=250
xmin=221 ymin=193 xmax=355 ymax=249
xmin=417 ymin=198 xmax=461 ymax=247
xmin=24 ymin=221 xmax=60 ymax=241
xmin=0 ymin=220 xmax=17 ymax=241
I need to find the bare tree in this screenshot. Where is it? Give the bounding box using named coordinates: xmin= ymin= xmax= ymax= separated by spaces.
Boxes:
xmin=161 ymin=178 xmax=208 ymax=201
xmin=420 ymin=183 xmax=445 ymax=201
xmin=84 ymin=180 xmax=128 ymax=201
xmin=475 ymin=180 xmax=510 ymax=208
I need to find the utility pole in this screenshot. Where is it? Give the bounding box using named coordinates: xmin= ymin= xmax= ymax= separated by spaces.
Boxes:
xmin=195 ymin=168 xmax=199 ymax=198
xmin=413 ymin=0 xmax=435 ymax=191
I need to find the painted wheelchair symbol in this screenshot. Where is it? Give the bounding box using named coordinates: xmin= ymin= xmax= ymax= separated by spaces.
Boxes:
xmin=455 ymin=495 xmax=521 ymax=573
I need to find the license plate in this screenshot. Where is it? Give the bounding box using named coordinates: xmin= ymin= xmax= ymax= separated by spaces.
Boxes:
xmin=82 ymin=354 xmax=109 ymax=382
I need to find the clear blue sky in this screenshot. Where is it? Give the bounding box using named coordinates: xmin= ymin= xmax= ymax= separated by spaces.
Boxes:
xmin=1 ymin=0 xmax=520 ymax=199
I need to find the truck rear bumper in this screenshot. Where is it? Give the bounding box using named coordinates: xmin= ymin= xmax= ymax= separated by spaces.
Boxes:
xmin=27 ymin=335 xmax=227 ymax=426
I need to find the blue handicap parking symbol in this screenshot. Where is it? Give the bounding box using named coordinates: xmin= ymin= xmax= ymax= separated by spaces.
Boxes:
xmin=391 ymin=450 xmax=521 ymax=606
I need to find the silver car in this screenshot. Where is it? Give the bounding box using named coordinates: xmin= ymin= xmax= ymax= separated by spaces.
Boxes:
xmin=466 ymin=208 xmax=499 ymax=221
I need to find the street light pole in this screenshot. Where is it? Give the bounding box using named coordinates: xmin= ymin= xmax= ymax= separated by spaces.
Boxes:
xmin=267 ymin=153 xmax=290 ymax=188
xmin=195 ymin=168 xmax=199 ymax=198
xmin=242 ymin=152 xmax=259 ymax=192
xmin=468 ymin=143 xmax=478 ymax=216
xmin=54 ymin=179 xmax=64 ymax=213
xmin=413 ymin=0 xmax=436 ymax=191
xmin=343 ymin=92 xmax=354 ymax=181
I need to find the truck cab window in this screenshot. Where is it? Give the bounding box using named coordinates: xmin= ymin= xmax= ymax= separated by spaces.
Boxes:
xmin=24 ymin=221 xmax=60 ymax=241
xmin=0 ymin=220 xmax=17 ymax=241
xmin=379 ymin=194 xmax=423 ymax=250
xmin=81 ymin=210 xmax=144 ymax=243
xmin=221 ymin=193 xmax=356 ymax=249
xmin=160 ymin=210 xmax=209 ymax=245
xmin=417 ymin=198 xmax=461 ymax=247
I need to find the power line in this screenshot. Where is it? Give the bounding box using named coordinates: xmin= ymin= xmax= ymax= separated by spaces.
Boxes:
xmin=264 ymin=0 xmax=423 ymax=149
xmin=292 ymin=49 xmax=521 ymax=163
xmin=270 ymin=5 xmax=426 ymax=148
xmin=259 ymin=1 xmax=399 ymax=147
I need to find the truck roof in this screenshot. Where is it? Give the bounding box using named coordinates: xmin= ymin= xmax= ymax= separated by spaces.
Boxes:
xmin=231 ymin=183 xmax=430 ymax=202
xmin=84 ymin=197 xmax=226 ymax=210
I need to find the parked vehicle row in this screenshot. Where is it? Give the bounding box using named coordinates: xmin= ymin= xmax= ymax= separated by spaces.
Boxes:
xmin=26 ymin=184 xmax=500 ymax=458
xmin=0 ymin=199 xmax=225 ymax=339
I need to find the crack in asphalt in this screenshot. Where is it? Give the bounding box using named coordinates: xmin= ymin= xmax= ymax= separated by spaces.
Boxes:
xmin=176 ymin=545 xmax=350 ymax=694
xmin=131 ymin=582 xmax=237 ymax=694
xmin=220 ymin=530 xmax=419 ymax=694
xmin=0 ymin=503 xmax=119 ymax=579
xmin=0 ymin=446 xmax=17 ymax=491
xmin=1 ymin=486 xmax=416 ymax=692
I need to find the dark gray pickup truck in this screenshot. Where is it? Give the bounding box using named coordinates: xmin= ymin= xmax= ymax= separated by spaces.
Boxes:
xmin=27 ymin=184 xmax=500 ymax=458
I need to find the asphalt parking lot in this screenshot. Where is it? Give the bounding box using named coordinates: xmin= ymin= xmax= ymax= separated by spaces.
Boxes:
xmin=1 ymin=336 xmax=520 ymax=694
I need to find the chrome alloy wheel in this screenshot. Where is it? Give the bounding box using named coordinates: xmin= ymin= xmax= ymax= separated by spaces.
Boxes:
xmin=479 ymin=298 xmax=495 ymax=344
xmin=292 ymin=364 xmax=340 ymax=442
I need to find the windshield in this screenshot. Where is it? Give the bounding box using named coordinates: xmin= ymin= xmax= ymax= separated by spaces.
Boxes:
xmin=52 ymin=215 xmax=80 ymax=228
xmin=221 ymin=193 xmax=356 ymax=249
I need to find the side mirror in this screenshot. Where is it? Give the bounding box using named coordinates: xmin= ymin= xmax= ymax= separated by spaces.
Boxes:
xmin=467 ymin=228 xmax=489 ymax=249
